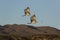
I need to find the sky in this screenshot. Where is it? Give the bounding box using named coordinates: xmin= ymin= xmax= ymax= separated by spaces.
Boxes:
xmin=0 ymin=0 xmax=60 ymax=29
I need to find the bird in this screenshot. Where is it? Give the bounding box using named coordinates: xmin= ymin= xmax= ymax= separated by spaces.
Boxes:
xmin=27 ymin=14 xmax=37 ymax=24
xmin=24 ymin=7 xmax=30 ymax=16
xmin=30 ymin=14 xmax=37 ymax=24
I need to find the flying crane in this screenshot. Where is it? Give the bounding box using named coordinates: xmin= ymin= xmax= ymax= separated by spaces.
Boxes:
xmin=24 ymin=7 xmax=30 ymax=16
xmin=30 ymin=14 xmax=37 ymax=24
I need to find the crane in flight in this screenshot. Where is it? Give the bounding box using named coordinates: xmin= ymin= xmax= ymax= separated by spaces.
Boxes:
xmin=24 ymin=7 xmax=30 ymax=16
xmin=30 ymin=14 xmax=37 ymax=24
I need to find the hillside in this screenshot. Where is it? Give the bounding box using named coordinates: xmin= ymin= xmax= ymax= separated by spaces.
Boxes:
xmin=0 ymin=24 xmax=60 ymax=40
xmin=37 ymin=26 xmax=60 ymax=35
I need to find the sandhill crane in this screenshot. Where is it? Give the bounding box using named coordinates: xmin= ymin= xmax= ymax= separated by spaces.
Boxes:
xmin=30 ymin=14 xmax=37 ymax=24
xmin=24 ymin=7 xmax=30 ymax=16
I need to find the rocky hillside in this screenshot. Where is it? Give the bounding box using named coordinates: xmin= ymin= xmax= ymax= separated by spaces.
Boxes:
xmin=0 ymin=24 xmax=60 ymax=40
xmin=37 ymin=26 xmax=60 ymax=35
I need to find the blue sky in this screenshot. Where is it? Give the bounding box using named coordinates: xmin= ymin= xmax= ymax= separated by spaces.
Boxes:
xmin=0 ymin=0 xmax=60 ymax=29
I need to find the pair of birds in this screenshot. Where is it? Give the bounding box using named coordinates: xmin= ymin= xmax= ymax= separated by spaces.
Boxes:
xmin=24 ymin=7 xmax=37 ymax=24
